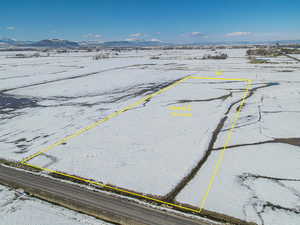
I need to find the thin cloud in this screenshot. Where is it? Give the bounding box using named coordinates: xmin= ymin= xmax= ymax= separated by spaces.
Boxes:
xmin=190 ymin=32 xmax=204 ymax=37
xmin=6 ymin=26 xmax=15 ymax=30
xmin=83 ymin=33 xmax=102 ymax=39
xmin=226 ymin=32 xmax=251 ymax=37
xmin=182 ymin=32 xmax=206 ymax=38
xmin=130 ymin=33 xmax=144 ymax=37
xmin=149 ymin=38 xmax=162 ymax=42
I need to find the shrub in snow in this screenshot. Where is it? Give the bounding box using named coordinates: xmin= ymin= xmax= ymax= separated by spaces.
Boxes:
xmin=246 ymin=48 xmax=280 ymax=57
xmin=93 ymin=53 xmax=110 ymax=60
xmin=202 ymin=53 xmax=228 ymax=59
xmin=150 ymin=56 xmax=160 ymax=59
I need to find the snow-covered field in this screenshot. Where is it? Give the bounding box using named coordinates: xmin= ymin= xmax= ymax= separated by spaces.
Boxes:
xmin=1 ymin=49 xmax=299 ymax=224
xmin=29 ymin=79 xmax=240 ymax=195
xmin=0 ymin=184 xmax=113 ymax=225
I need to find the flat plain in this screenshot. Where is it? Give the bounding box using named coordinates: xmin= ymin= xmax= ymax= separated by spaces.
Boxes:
xmin=0 ymin=48 xmax=299 ymax=225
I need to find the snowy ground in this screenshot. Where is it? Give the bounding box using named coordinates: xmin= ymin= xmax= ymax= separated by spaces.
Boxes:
xmin=0 ymin=49 xmax=299 ymax=224
xmin=28 ymin=78 xmax=241 ymax=195
xmin=0 ymin=184 xmax=113 ymax=225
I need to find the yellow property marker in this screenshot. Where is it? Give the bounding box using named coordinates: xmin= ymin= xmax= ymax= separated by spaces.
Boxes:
xmin=170 ymin=112 xmax=192 ymax=117
xmin=215 ymin=71 xmax=223 ymax=75
xmin=20 ymin=75 xmax=252 ymax=214
xmin=168 ymin=105 xmax=192 ymax=111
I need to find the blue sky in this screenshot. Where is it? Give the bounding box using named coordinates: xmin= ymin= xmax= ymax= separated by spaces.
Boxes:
xmin=1 ymin=0 xmax=300 ymax=43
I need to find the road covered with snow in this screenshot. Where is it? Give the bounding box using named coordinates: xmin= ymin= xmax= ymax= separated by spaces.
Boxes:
xmin=0 ymin=49 xmax=299 ymax=225
xmin=0 ymin=184 xmax=113 ymax=225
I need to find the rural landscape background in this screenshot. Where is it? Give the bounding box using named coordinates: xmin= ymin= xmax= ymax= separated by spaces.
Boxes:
xmin=0 ymin=1 xmax=299 ymax=225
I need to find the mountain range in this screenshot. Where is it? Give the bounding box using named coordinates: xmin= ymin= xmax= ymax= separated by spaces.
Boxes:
xmin=1 ymin=38 xmax=300 ymax=48
xmin=0 ymin=38 xmax=169 ymax=48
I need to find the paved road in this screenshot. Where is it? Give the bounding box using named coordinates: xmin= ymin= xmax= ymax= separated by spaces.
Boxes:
xmin=0 ymin=165 xmax=210 ymax=225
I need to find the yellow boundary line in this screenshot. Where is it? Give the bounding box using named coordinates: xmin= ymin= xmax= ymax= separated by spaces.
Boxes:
xmin=19 ymin=75 xmax=252 ymax=213
xmin=198 ymin=79 xmax=252 ymax=213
